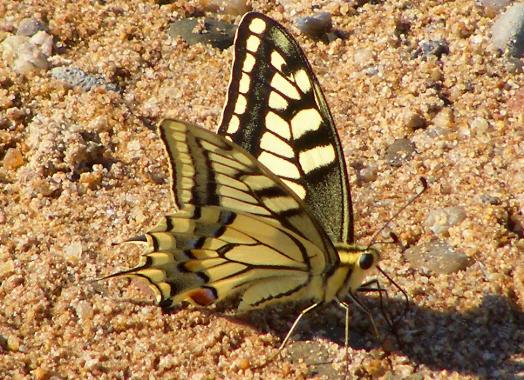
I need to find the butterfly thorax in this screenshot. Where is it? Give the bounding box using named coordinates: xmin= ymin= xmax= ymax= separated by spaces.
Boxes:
xmin=322 ymin=244 xmax=380 ymax=302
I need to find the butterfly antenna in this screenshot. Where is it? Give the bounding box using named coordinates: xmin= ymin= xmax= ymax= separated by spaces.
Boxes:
xmin=388 ymin=231 xmax=406 ymax=252
xmin=376 ymin=265 xmax=409 ymax=315
xmin=368 ymin=177 xmax=428 ymax=248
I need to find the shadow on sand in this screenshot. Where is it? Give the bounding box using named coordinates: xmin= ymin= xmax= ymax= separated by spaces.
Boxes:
xmin=231 ymin=293 xmax=523 ymax=379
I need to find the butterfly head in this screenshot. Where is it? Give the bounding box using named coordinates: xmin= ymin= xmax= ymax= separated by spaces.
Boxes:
xmin=334 ymin=244 xmax=380 ymax=295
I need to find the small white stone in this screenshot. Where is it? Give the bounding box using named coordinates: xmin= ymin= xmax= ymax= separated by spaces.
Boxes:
xmin=425 ymin=206 xmax=467 ymax=234
xmin=63 ymin=241 xmax=83 ymax=261
xmin=75 ymin=300 xmax=94 ymax=320
xmin=353 ymin=48 xmax=374 ymax=68
xmin=30 ymin=31 xmax=53 ymax=56
xmin=469 ymin=117 xmax=489 ymax=135
xmin=1 ymin=34 xmax=49 ymax=74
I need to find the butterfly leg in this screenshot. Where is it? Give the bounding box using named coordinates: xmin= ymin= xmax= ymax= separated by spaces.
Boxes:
xmin=347 ymin=291 xmax=381 ymax=340
xmin=357 ymin=278 xmax=395 ymax=329
xmin=376 ymin=265 xmax=410 ymax=316
xmin=335 ymin=298 xmax=351 ymax=377
xmin=358 ymin=277 xmax=409 ymax=351
xmin=279 ymin=302 xmax=322 ymax=352
xmin=254 ymin=302 xmax=322 ymax=368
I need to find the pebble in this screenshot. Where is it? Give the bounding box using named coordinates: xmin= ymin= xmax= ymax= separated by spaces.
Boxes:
xmin=469 ymin=116 xmax=489 ymax=136
xmin=425 ymin=206 xmax=467 ymax=234
xmin=79 ymin=171 xmax=103 ymax=190
xmin=509 ymin=210 xmax=524 ymax=237
xmin=385 ymin=138 xmax=416 ymax=167
xmin=237 ymin=357 xmax=250 ymax=370
xmin=363 ymin=66 xmax=379 ymax=76
xmin=414 ymin=39 xmax=449 ymax=59
xmin=432 ymin=108 xmax=455 ymax=129
xmin=480 ymin=194 xmax=502 ymax=205
xmin=167 ymin=18 xmax=236 ymax=50
xmin=401 ymin=110 xmax=427 ymax=131
xmin=394 ymin=17 xmax=412 ymax=38
xmin=0 ymin=116 xmax=9 ymax=129
xmin=75 ymin=300 xmax=94 ymax=321
xmin=16 ymin=18 xmax=47 ymax=37
xmin=479 ymin=0 xmax=512 ymax=17
xmin=0 ymin=259 xmax=14 ymax=276
xmin=51 ymin=67 xmax=119 ymax=92
xmin=2 ymin=147 xmax=24 ymax=170
xmin=6 ymin=107 xmax=25 ymax=122
xmin=1 ymin=33 xmax=51 ymax=75
xmin=507 ymin=87 xmax=524 ymax=117
xmin=405 ymin=239 xmax=472 ymax=274
xmin=362 ymin=358 xmax=386 ymax=377
xmin=198 ymin=0 xmax=249 ymax=15
xmin=504 ymin=56 xmax=524 ymax=73
xmin=7 ymin=335 xmax=20 ymax=351
xmin=357 ymin=164 xmax=378 ymax=183
xmin=63 ymin=241 xmax=83 ymax=262
xmin=295 ymin=12 xmax=332 ymax=40
xmin=31 ymin=367 xmax=50 ymax=380
xmin=491 ymin=3 xmax=524 ymax=58
xmin=514 ymin=263 xmax=524 ymax=309
xmin=30 ymin=31 xmax=54 ymax=57
xmin=353 ymin=48 xmax=374 ymax=68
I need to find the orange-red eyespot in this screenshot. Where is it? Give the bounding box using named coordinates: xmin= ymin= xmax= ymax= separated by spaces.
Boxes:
xmin=188 ymin=287 xmax=217 ymax=306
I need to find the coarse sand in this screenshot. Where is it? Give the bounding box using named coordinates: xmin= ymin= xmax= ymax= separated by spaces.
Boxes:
xmin=0 ymin=1 xmax=523 ymax=379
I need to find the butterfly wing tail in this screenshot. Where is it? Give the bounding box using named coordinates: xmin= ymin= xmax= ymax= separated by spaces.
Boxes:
xmin=101 ymin=206 xmax=229 ymax=307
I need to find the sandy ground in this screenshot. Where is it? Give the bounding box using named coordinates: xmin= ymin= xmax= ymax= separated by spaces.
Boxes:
xmin=0 ymin=1 xmax=523 ymax=379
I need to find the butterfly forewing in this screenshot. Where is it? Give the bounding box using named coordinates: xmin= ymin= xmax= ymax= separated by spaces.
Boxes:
xmin=160 ymin=119 xmax=338 ymax=264
xmin=218 ymin=12 xmax=354 ymax=244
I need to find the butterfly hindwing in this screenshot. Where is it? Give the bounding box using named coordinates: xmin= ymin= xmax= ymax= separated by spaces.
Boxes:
xmin=218 ymin=12 xmax=354 ymax=244
xmin=114 ymin=205 xmax=331 ymax=310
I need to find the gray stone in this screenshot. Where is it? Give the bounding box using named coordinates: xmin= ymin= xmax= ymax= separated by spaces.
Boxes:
xmin=51 ymin=67 xmax=119 ymax=92
xmin=385 ymin=138 xmax=416 ymax=167
xmin=405 ymin=239 xmax=472 ymax=274
xmin=16 ymin=18 xmax=47 ymax=37
xmin=491 ymin=3 xmax=524 ymax=57
xmin=167 ymin=18 xmax=236 ymax=50
xmin=295 ymin=12 xmax=332 ymax=40
xmin=425 ymin=206 xmax=467 ymax=234
xmin=414 ymin=39 xmax=449 ymax=59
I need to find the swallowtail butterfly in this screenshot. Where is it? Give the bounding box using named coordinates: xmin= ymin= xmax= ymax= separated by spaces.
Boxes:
xmin=105 ymin=11 xmax=383 ymax=362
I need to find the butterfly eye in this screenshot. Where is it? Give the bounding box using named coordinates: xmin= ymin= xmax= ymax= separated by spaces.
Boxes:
xmin=358 ymin=253 xmax=375 ymax=270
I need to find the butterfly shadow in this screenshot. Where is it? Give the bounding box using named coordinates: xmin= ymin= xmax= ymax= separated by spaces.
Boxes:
xmin=96 ymin=277 xmax=522 ymax=379
xmin=228 ymin=293 xmax=523 ymax=379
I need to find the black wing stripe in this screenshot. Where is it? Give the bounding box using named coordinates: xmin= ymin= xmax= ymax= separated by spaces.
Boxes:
xmin=248 ymin=279 xmax=310 ymax=309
